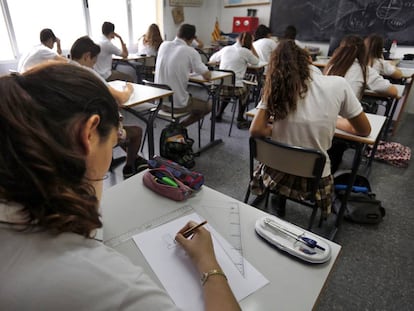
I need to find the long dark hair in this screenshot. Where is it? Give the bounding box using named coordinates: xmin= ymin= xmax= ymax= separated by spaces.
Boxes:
xmin=263 ymin=40 xmax=311 ymax=120
xmin=324 ymin=34 xmax=367 ymax=98
xmin=0 ymin=63 xmax=119 ymax=237
xmin=364 ymin=34 xmax=384 ymax=66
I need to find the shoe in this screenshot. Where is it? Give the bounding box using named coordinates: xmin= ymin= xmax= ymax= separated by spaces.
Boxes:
xmin=135 ymin=156 xmax=148 ymax=173
xmin=215 ymin=114 xmax=223 ymax=122
xmin=122 ymin=157 xmax=148 ymax=179
xmin=236 ymin=119 xmax=251 ymax=130
xmin=122 ymin=165 xmax=135 ymax=179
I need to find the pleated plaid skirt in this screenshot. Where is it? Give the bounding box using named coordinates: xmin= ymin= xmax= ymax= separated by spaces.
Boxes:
xmin=250 ymin=163 xmax=334 ymax=217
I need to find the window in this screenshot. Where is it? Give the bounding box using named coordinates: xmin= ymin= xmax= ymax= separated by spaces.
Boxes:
xmin=130 ymin=0 xmax=158 ymax=42
xmin=0 ymin=8 xmax=14 ymax=60
xmin=8 ymin=0 xmax=86 ymax=56
xmin=88 ymin=0 xmax=129 ymax=49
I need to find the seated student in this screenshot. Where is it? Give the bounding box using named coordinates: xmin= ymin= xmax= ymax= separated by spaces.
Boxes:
xmin=364 ymin=34 xmax=403 ymax=80
xmin=17 ymin=28 xmax=67 ymax=73
xmin=138 ymin=23 xmax=163 ymax=56
xmin=253 ymin=24 xmax=278 ymax=73
xmin=209 ymin=32 xmax=259 ymax=129
xmin=70 ymin=36 xmax=147 ymax=178
xmin=324 ymin=34 xmax=398 ymax=99
xmin=94 ymin=21 xmax=134 ymax=82
xmin=0 ymin=63 xmax=240 ymax=311
xmin=281 ymin=25 xmax=305 ymax=49
xmin=155 ymin=24 xmax=212 ymax=127
xmin=249 ymin=40 xmax=370 ymax=217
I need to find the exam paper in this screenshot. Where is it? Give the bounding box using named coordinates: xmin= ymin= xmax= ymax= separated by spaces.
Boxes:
xmin=133 ymin=212 xmax=269 ymax=311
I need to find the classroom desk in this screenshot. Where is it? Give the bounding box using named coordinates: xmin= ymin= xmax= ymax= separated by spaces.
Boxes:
xmin=100 ymin=172 xmax=341 ymax=311
xmin=312 ymin=57 xmax=330 ymax=69
xmin=108 ymin=81 xmax=174 ymax=158
xmin=112 ymin=54 xmax=156 ymax=82
xmin=245 ymin=109 xmax=386 ymax=238
xmin=188 ymin=70 xmax=232 ymax=153
xmin=363 ymin=83 xmax=405 ymax=138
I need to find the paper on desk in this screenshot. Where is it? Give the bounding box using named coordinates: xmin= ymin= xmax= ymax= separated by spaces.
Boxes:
xmin=133 ymin=212 xmax=269 ymax=311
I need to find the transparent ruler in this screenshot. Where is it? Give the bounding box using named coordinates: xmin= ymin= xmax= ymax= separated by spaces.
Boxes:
xmin=104 ymin=205 xmax=194 ymax=248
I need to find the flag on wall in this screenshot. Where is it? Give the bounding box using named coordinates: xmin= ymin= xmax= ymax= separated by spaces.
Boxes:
xmin=211 ymin=18 xmax=221 ymax=42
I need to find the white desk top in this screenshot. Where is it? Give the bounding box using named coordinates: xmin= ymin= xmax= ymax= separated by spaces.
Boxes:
xmin=189 ymin=70 xmax=232 ymax=83
xmin=112 ymin=54 xmax=154 ymax=61
xmin=245 ymin=109 xmax=386 ymax=145
xmin=108 ymin=80 xmax=173 ymax=108
xmin=101 ymin=173 xmax=341 ymax=311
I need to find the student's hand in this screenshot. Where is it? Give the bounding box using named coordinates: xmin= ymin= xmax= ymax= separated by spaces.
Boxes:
xmin=176 ymin=221 xmax=220 ymax=272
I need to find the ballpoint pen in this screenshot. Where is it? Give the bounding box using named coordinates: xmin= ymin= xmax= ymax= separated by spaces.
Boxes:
xmin=182 ymin=220 xmax=208 ymax=238
xmin=264 ymin=218 xmax=325 ymax=251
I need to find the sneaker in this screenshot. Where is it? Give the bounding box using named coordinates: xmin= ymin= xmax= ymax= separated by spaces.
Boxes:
xmin=122 ymin=165 xmax=135 ymax=179
xmin=135 ymin=156 xmax=148 ymax=173
xmin=236 ymin=119 xmax=251 ymax=130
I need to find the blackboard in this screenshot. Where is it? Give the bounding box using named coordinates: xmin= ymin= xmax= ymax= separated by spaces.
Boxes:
xmin=269 ymin=0 xmax=414 ymax=45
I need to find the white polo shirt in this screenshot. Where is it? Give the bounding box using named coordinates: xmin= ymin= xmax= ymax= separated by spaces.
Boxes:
xmin=253 ymin=38 xmax=278 ymax=64
xmin=344 ymin=60 xmax=392 ymax=98
xmin=257 ymin=65 xmax=363 ymax=177
xmin=17 ymin=44 xmax=59 ymax=73
xmin=209 ymin=42 xmax=259 ymax=87
xmin=0 ymin=203 xmax=180 ymax=311
xmin=371 ymin=58 xmax=398 ymax=77
xmin=94 ymin=35 xmax=122 ymax=79
xmin=155 ymin=37 xmax=209 ymax=108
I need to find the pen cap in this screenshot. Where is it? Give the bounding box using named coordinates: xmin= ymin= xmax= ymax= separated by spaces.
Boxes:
xmin=143 ymin=168 xmax=193 ymax=201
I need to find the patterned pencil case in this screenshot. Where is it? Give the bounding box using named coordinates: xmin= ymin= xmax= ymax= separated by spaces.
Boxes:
xmin=142 ymin=168 xmax=193 ymax=201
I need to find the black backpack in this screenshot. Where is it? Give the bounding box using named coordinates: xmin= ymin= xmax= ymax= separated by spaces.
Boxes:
xmin=159 ymin=122 xmax=196 ymax=169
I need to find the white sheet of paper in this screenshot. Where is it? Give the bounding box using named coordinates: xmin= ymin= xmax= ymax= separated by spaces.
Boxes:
xmin=133 ymin=212 xmax=269 ymax=311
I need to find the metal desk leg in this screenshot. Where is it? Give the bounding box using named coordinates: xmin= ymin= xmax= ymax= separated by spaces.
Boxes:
xmin=196 ymin=84 xmax=224 ymax=154
xmin=330 ymin=143 xmax=364 ymax=240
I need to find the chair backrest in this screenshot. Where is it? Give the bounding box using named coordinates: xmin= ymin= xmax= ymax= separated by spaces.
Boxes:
xmin=214 ymin=68 xmax=236 ymax=88
xmin=249 ymin=136 xmax=326 ymax=179
xmin=196 ymin=48 xmax=210 ymax=64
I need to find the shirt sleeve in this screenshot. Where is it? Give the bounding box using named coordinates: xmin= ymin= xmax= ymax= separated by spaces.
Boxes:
xmin=190 ymin=48 xmax=208 ymax=75
xmin=209 ymin=49 xmax=222 ymax=63
xmin=366 ymin=66 xmax=391 ymax=92
xmin=339 ymin=79 xmax=363 ymax=119
xmin=242 ymin=48 xmax=259 ymax=65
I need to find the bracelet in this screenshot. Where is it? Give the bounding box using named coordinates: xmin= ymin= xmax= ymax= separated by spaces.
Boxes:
xmin=200 ymin=269 xmax=227 ymax=285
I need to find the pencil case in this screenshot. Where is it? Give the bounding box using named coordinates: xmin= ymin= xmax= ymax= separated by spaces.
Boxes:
xmin=142 ymin=168 xmax=193 ymax=201
xmin=148 ymin=155 xmax=204 ymax=190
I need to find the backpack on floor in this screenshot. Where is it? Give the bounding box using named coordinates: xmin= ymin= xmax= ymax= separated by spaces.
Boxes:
xmin=333 ymin=171 xmax=385 ymax=224
xmin=159 ymin=122 xmax=196 ymax=169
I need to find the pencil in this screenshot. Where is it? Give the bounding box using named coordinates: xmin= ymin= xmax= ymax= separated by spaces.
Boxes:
xmin=182 ymin=220 xmax=208 ymax=238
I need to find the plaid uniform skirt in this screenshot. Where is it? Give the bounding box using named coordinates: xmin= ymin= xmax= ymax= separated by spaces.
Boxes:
xmin=220 ymin=85 xmax=249 ymax=105
xmin=250 ymin=163 xmax=334 ymax=217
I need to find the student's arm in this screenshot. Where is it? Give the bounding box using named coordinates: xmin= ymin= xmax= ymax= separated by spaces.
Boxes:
xmin=176 ymin=222 xmax=241 ymax=311
xmin=108 ymin=83 xmax=133 ymax=106
xmin=336 ymin=112 xmax=371 ymax=137
xmin=202 ymin=70 xmax=212 ymax=81
xmin=193 ymin=37 xmax=204 ymax=49
xmin=114 ymin=32 xmax=128 ymax=58
xmin=389 ymin=68 xmax=403 ymax=80
xmin=250 ymin=108 xmax=272 ymax=137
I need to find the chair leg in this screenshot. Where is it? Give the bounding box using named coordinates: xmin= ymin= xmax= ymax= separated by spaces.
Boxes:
xmin=198 ymin=119 xmax=201 ymax=149
xmin=140 ymin=128 xmax=148 ymax=153
xmin=228 ymin=99 xmax=237 ymax=136
xmin=307 ymin=205 xmax=318 ymax=231
xmin=244 ymin=186 xmax=251 ymax=203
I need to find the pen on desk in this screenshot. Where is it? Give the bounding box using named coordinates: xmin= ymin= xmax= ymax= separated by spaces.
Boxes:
xmin=182 ymin=220 xmax=208 ymax=238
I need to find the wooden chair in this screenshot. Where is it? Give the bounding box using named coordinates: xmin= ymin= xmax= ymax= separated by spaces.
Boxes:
xmin=244 ymin=136 xmax=327 ymax=230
